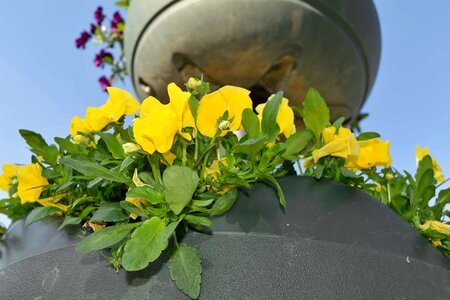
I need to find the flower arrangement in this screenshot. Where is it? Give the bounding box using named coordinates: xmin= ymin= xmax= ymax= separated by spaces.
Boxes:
xmin=0 ymin=79 xmax=449 ymax=299
xmin=75 ymin=2 xmax=129 ymax=91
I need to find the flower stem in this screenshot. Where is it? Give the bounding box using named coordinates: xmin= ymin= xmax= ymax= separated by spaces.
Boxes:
xmin=148 ymin=155 xmax=162 ymax=185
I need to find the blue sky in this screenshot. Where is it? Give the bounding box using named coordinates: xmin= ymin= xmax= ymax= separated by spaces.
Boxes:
xmin=1 ymin=1 xmax=449 ymax=225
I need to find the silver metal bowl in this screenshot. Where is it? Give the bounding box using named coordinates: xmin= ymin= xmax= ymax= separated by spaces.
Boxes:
xmin=125 ymin=0 xmax=381 ymax=121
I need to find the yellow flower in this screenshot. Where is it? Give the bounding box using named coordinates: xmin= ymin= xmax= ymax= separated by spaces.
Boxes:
xmin=345 ymin=139 xmax=392 ymax=170
xmin=420 ymin=220 xmax=450 ymax=235
xmin=162 ymin=152 xmax=177 ymax=166
xmin=167 ymin=83 xmax=196 ymax=140
xmin=107 ymin=87 xmax=140 ymax=115
xmin=416 ymin=145 xmax=444 ymax=182
xmin=255 ymin=95 xmax=296 ymax=138
xmin=71 ymin=87 xmax=140 ymax=135
xmin=312 ymin=127 xmax=359 ymax=163
xmin=0 ymin=164 xmax=20 ymax=192
xmin=204 ymin=158 xmax=228 ymax=181
xmin=86 ymin=221 xmax=107 ymax=232
xmin=133 ymin=97 xmax=178 ymax=154
xmin=197 ymin=86 xmax=252 ymax=137
xmin=17 ymin=163 xmax=49 ymax=204
xmin=70 ymin=116 xmax=92 ymax=136
xmin=38 ymin=194 xmax=68 ymax=212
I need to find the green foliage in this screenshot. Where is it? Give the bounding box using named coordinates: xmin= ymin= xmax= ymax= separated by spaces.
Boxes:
xmin=168 ymin=244 xmax=202 ymax=299
xmin=163 ymin=166 xmax=199 ymax=215
xmin=122 ymin=217 xmax=168 ymax=271
xmin=25 ymin=206 xmax=61 ymax=226
xmin=77 ymin=223 xmax=139 ymax=252
xmin=2 ymin=80 xmax=449 ymax=299
xmin=302 ymin=88 xmax=329 ymax=144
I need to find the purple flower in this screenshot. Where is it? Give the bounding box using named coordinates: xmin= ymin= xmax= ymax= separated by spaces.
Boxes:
xmin=75 ymin=31 xmax=91 ymax=49
xmin=99 ymin=76 xmax=111 ymax=91
xmin=94 ymin=6 xmax=105 ymax=25
xmin=111 ymin=11 xmax=124 ymax=33
xmin=93 ymin=50 xmax=114 ymax=68
xmin=90 ymin=24 xmax=97 ymax=35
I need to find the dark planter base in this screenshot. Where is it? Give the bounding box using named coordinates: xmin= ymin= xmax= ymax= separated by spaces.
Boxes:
xmin=1 ymin=176 xmax=449 ymax=299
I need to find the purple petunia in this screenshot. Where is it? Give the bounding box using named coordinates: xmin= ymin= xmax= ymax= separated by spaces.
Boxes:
xmin=99 ymin=76 xmax=111 ymax=91
xmin=111 ymin=11 xmax=124 ymax=33
xmin=75 ymin=31 xmax=91 ymax=49
xmin=90 ymin=24 xmax=97 ymax=35
xmin=94 ymin=6 xmax=105 ymax=25
xmin=93 ymin=50 xmax=114 ymax=68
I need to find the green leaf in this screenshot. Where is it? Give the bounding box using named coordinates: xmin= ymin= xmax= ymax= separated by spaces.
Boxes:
xmin=184 ymin=215 xmax=212 ymax=228
xmin=120 ymin=155 xmax=135 ymax=172
xmin=283 ymin=130 xmax=314 ymax=157
xmin=55 ymin=137 xmax=80 ymax=154
xmin=19 ymin=129 xmax=59 ymax=166
xmin=91 ymin=202 xmax=128 ymax=222
xmin=97 ymin=132 xmax=125 ymax=159
xmin=191 ymin=198 xmax=215 ymax=207
xmin=115 ymin=0 xmax=130 ymax=8
xmin=120 ymin=201 xmax=149 ymax=219
xmin=168 ymin=244 xmax=202 ymax=299
xmin=25 ymin=206 xmax=61 ymax=227
xmin=71 ymin=196 xmax=94 ymax=209
xmin=189 ymin=95 xmax=200 ymax=120
xmin=437 ymin=188 xmax=450 ymax=205
xmin=415 ymin=155 xmax=436 ymax=204
xmin=127 ymin=186 xmax=164 ymax=205
xmin=164 ymin=218 xmax=183 ymax=240
xmin=302 ymin=88 xmax=330 ymax=143
xmin=332 ymin=117 xmax=346 ymax=130
xmin=261 ymin=91 xmax=282 ymax=138
xmin=163 ymin=166 xmax=199 ymax=215
xmin=58 ymin=216 xmax=82 ymax=230
xmin=209 ymin=189 xmax=238 ymax=216
xmin=60 ymin=155 xmax=130 ymax=184
xmin=233 ymin=136 xmax=267 ymax=155
xmin=122 ymin=217 xmax=168 ymax=271
xmin=241 ymin=108 xmax=261 ymax=139
xmin=76 ymin=223 xmax=138 ymax=252
xmin=258 ymin=173 xmax=286 ymax=208
xmin=357 ymin=132 xmax=381 ymax=141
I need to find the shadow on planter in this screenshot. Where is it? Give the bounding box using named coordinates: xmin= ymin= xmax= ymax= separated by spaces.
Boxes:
xmin=1 ymin=176 xmax=449 ymax=299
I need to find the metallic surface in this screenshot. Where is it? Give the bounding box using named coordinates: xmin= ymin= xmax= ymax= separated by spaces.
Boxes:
xmin=124 ymin=0 xmax=381 ymax=121
xmin=1 ymin=177 xmax=449 ymax=299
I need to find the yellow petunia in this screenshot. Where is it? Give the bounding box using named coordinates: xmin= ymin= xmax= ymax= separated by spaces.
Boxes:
xmin=71 ymin=87 xmax=140 ymax=136
xmin=204 ymin=158 xmax=228 ymax=181
xmin=17 ymin=163 xmax=49 ymax=204
xmin=167 ymin=83 xmax=196 ymax=141
xmin=133 ymin=97 xmax=178 ymax=154
xmin=345 ymin=139 xmax=392 ymax=170
xmin=255 ymin=96 xmax=296 ymax=138
xmin=197 ymin=86 xmax=252 ymax=137
xmin=0 ymin=164 xmax=20 ymax=192
xmin=70 ymin=116 xmax=93 ymax=136
xmin=38 ymin=194 xmax=68 ymax=212
xmin=107 ymin=87 xmax=140 ymax=115
xmin=416 ymin=145 xmax=444 ymax=182
xmin=312 ymin=127 xmax=359 ymax=163
xmin=420 ymin=220 xmax=450 ymax=235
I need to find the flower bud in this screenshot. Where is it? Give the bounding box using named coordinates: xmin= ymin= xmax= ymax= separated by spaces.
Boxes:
xmin=187 ymin=77 xmax=202 ymax=90
xmin=385 ymin=172 xmax=394 ymax=181
xmin=122 ymin=142 xmax=141 ymax=154
xmin=72 ymin=135 xmax=91 ymax=145
xmin=218 ymin=120 xmax=231 ymax=131
xmin=375 ymin=183 xmax=382 ymax=193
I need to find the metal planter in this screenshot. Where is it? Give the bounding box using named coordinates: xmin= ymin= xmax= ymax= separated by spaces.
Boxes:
xmin=125 ymin=0 xmax=381 ymax=121
xmin=1 ymin=176 xmax=449 ymax=299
